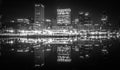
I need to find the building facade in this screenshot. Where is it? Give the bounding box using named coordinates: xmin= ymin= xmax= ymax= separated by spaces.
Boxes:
xmin=34 ymin=4 xmax=45 ymax=29
xmin=57 ymin=8 xmax=71 ymax=26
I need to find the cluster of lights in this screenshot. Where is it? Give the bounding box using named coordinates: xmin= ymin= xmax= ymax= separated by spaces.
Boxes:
xmin=0 ymin=36 xmax=111 ymax=65
xmin=18 ymin=38 xmax=74 ymax=44
xmin=57 ymin=8 xmax=71 ymax=25
xmin=57 ymin=46 xmax=71 ymax=62
xmin=17 ymin=18 xmax=30 ymax=24
xmin=0 ymin=33 xmax=118 ymax=46
xmin=0 ymin=27 xmax=119 ymax=37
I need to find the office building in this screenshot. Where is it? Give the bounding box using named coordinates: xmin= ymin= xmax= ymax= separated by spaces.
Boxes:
xmin=57 ymin=8 xmax=71 ymax=26
xmin=34 ymin=3 xmax=45 ymax=27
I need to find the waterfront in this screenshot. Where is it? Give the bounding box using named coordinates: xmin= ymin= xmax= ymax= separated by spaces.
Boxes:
xmin=1 ymin=0 xmax=120 ymax=70
xmin=0 ymin=34 xmax=120 ymax=70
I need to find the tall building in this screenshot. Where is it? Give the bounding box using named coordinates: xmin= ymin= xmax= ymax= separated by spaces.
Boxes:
xmin=78 ymin=12 xmax=85 ymax=25
xmin=78 ymin=12 xmax=91 ymax=25
xmin=101 ymin=15 xmax=108 ymax=25
xmin=57 ymin=8 xmax=71 ymax=26
xmin=34 ymin=4 xmax=45 ymax=27
xmin=84 ymin=12 xmax=92 ymax=24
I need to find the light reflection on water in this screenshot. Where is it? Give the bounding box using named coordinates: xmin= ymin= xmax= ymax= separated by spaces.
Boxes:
xmin=0 ymin=35 xmax=120 ymax=69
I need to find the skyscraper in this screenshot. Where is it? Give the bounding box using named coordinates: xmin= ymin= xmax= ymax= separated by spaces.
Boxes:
xmin=34 ymin=3 xmax=45 ymax=28
xmin=78 ymin=12 xmax=91 ymax=25
xmin=57 ymin=8 xmax=71 ymax=26
xmin=78 ymin=12 xmax=85 ymax=25
xmin=101 ymin=15 xmax=108 ymax=25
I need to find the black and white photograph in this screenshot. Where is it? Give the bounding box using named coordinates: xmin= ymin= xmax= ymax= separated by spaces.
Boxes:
xmin=0 ymin=0 xmax=120 ymax=70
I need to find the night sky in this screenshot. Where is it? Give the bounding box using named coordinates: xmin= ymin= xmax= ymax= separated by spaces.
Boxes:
xmin=1 ymin=0 xmax=120 ymax=24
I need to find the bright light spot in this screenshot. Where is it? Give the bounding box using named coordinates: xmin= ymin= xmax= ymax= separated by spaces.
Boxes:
xmin=85 ymin=12 xmax=89 ymax=16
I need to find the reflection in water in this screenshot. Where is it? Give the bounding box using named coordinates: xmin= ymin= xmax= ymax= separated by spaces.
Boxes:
xmin=57 ymin=45 xmax=71 ymax=62
xmin=0 ymin=35 xmax=119 ymax=68
xmin=34 ymin=45 xmax=45 ymax=67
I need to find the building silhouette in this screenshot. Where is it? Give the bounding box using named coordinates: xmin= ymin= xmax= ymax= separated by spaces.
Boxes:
xmin=34 ymin=3 xmax=45 ymax=29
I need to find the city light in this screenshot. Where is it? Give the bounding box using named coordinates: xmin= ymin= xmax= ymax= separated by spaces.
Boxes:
xmin=57 ymin=8 xmax=71 ymax=25
xmin=0 ymin=1 xmax=120 ymax=69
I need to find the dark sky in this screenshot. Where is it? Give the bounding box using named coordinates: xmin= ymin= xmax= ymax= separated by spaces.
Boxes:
xmin=1 ymin=0 xmax=120 ymax=24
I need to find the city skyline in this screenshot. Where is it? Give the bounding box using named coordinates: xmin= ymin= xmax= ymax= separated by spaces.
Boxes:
xmin=1 ymin=0 xmax=120 ymax=24
xmin=0 ymin=0 xmax=120 ymax=70
xmin=0 ymin=0 xmax=119 ymax=31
